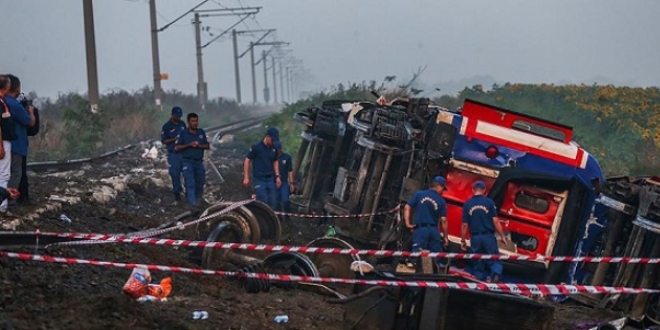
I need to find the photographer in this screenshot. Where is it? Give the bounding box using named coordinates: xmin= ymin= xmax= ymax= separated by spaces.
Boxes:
xmin=4 ymin=75 xmax=35 ymax=208
xmin=17 ymin=92 xmax=39 ymax=203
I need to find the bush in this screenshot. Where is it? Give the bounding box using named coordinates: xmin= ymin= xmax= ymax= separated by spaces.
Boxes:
xmin=28 ymin=87 xmax=274 ymax=161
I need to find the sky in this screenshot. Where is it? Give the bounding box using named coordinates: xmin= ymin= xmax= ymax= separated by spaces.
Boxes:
xmin=2 ymin=0 xmax=660 ymax=101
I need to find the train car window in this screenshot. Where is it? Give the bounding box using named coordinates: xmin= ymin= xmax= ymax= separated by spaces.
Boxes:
xmin=511 ymin=233 xmax=539 ymax=251
xmin=514 ymin=191 xmax=549 ymax=214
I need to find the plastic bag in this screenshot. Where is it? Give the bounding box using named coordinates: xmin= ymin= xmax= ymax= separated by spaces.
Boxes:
xmin=147 ymin=277 xmax=172 ymax=300
xmin=122 ymin=266 xmax=152 ymax=299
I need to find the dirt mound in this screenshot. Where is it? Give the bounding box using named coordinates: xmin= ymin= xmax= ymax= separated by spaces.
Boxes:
xmin=1 ymin=144 xmax=343 ymax=330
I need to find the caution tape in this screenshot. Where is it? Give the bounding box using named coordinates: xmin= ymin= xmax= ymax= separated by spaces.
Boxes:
xmin=272 ymin=206 xmax=400 ymax=219
xmin=22 ymin=232 xmax=660 ymax=264
xmin=0 ymin=251 xmax=656 ymax=296
xmin=45 ymin=199 xmax=254 ymax=248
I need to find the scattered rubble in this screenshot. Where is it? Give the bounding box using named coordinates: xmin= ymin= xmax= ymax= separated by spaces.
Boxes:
xmin=0 ymin=131 xmax=637 ymax=329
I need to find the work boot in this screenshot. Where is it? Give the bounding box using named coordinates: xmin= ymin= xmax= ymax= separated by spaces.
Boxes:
xmin=174 ymin=192 xmax=182 ymax=202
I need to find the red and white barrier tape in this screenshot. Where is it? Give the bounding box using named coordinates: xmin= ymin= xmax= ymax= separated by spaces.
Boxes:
xmin=24 ymin=232 xmax=660 ymax=264
xmin=45 ymin=199 xmax=254 ymax=248
xmin=0 ymin=251 xmax=655 ymax=296
xmin=272 ymin=206 xmax=399 ymax=219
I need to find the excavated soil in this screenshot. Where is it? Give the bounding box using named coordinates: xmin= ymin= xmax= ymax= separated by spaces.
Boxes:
xmin=0 ymin=138 xmax=631 ymax=330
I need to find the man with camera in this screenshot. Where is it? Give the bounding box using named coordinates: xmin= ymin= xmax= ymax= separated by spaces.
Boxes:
xmin=4 ymin=75 xmax=36 ymax=208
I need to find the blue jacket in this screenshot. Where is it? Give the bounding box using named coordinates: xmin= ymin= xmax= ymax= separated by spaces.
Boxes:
xmin=407 ymin=189 xmax=447 ymax=226
xmin=246 ymin=141 xmax=278 ymax=181
xmin=176 ymin=128 xmax=209 ymax=161
xmin=462 ymin=195 xmax=497 ymax=234
xmin=5 ymin=95 xmax=31 ymax=156
xmin=161 ymin=119 xmax=186 ymax=153
xmin=277 ymin=153 xmax=293 ymax=180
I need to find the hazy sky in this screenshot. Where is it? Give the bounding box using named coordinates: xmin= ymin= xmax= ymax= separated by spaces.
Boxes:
xmin=2 ymin=0 xmax=660 ymax=101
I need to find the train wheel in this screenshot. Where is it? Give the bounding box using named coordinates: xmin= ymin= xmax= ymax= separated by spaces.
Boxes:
xmin=306 ymin=237 xmax=361 ymax=296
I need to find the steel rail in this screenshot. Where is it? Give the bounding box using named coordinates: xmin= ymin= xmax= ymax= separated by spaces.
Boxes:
xmin=26 ymin=115 xmax=270 ymax=172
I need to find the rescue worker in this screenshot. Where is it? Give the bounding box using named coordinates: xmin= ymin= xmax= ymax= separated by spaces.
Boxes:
xmin=404 ymin=176 xmax=449 ymax=267
xmin=460 ymin=181 xmax=508 ymax=283
xmin=161 ymin=106 xmax=186 ymax=202
xmin=243 ymin=127 xmax=281 ymax=209
xmin=274 ymin=141 xmax=294 ymax=216
xmin=175 ymin=113 xmax=209 ymax=214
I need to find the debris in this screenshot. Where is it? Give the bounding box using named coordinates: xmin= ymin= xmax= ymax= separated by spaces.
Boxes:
xmin=325 ymin=226 xmax=336 ymax=237
xmin=586 ymin=317 xmax=626 ymax=330
xmin=91 ymin=185 xmax=117 ymax=203
xmin=350 ymin=261 xmax=374 ymax=275
xmin=192 ymin=311 xmax=209 ymax=320
xmin=141 ymin=146 xmax=158 ymax=159
xmin=122 ymin=266 xmax=152 ymax=299
xmin=218 ymin=134 xmax=236 ymax=144
xmin=48 ymin=195 xmax=82 ymax=204
xmin=136 ymin=295 xmax=158 ymax=303
xmin=274 ymin=315 xmax=289 ymax=323
xmin=59 ymin=214 xmax=72 ymax=224
xmin=147 ymin=277 xmax=172 ymax=300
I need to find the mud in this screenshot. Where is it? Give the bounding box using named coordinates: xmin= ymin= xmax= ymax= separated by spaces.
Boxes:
xmin=0 ymin=139 xmax=627 ymax=330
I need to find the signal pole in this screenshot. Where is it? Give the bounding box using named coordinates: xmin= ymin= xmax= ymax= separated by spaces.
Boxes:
xmin=82 ymin=0 xmax=100 ymax=113
xmin=250 ymin=42 xmax=256 ymax=104
xmin=150 ymin=0 xmax=212 ymax=108
xmin=272 ymin=56 xmax=277 ymax=104
xmin=149 ymin=0 xmax=162 ymax=108
xmin=286 ymin=67 xmax=291 ymax=102
xmin=196 ymin=8 xmax=259 ymax=105
xmin=279 ymin=62 xmax=285 ymax=103
xmin=232 ymin=29 xmax=241 ymax=104
xmin=262 ymin=50 xmax=269 ymax=104
xmin=252 ymin=41 xmax=289 ymax=104
xmin=193 ymin=13 xmax=206 ymax=108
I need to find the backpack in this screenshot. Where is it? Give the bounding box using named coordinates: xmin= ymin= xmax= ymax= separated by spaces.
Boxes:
xmin=0 ymin=97 xmax=17 ymax=141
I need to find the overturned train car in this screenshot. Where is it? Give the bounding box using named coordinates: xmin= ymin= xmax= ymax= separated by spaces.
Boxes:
xmin=290 ymin=96 xmax=660 ymax=304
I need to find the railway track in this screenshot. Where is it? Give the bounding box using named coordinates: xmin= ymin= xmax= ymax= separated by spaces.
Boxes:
xmin=26 ymin=115 xmax=270 ymax=173
xmin=0 ymin=114 xmax=270 ymax=248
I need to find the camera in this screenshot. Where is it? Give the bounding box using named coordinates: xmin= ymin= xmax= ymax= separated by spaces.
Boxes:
xmin=16 ymin=93 xmax=33 ymax=108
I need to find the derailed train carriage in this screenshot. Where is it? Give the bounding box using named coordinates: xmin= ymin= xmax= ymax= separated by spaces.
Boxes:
xmin=184 ymin=95 xmax=660 ymax=328
xmin=290 ymin=96 xmax=660 ymax=320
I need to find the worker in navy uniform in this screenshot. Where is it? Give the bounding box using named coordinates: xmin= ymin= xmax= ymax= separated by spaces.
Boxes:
xmin=175 ymin=113 xmax=209 ymax=213
xmin=161 ymin=106 xmax=186 ymax=202
xmin=243 ymin=127 xmax=281 ymax=209
xmin=461 ymin=181 xmax=508 ymax=283
xmin=404 ymin=176 xmax=449 ymax=267
xmin=274 ymin=141 xmax=294 ymax=216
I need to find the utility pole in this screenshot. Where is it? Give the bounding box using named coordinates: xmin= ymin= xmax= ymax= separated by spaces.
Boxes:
xmin=252 ymin=41 xmax=289 ymax=104
xmin=286 ymin=67 xmax=291 ymax=103
xmin=272 ymin=56 xmax=277 ymax=104
xmin=150 ymin=0 xmax=211 ymax=108
xmin=232 ymin=29 xmax=241 ymax=104
xmin=291 ymin=69 xmax=295 ymax=101
xmin=250 ymin=42 xmax=256 ymax=104
xmin=193 ymin=12 xmax=206 ymax=109
xmin=197 ymin=8 xmax=258 ymax=105
xmin=235 ymin=29 xmax=278 ymax=104
xmin=279 ymin=62 xmax=285 ymax=103
xmin=149 ymin=0 xmax=162 ymax=108
xmin=82 ymin=0 xmax=100 ymax=113
xmin=262 ymin=50 xmax=269 ymax=104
